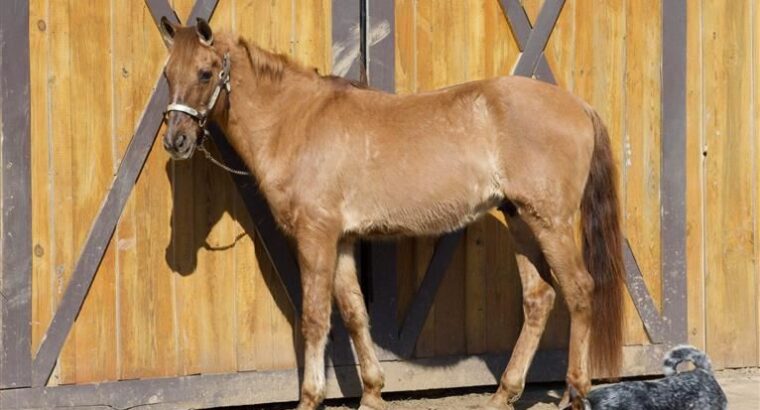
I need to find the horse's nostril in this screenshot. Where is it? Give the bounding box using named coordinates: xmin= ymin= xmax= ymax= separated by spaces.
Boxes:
xmin=162 ymin=135 xmax=172 ymax=150
xmin=176 ymin=134 xmax=188 ymax=150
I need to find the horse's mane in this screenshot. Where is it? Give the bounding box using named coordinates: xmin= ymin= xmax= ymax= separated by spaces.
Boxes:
xmin=237 ymin=37 xmax=368 ymax=89
xmin=237 ymin=38 xmax=304 ymax=82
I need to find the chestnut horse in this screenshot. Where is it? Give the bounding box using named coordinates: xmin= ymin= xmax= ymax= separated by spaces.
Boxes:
xmin=159 ymin=18 xmax=625 ymax=410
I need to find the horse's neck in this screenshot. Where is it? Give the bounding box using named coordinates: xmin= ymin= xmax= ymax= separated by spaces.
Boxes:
xmin=217 ymin=41 xmax=322 ymax=197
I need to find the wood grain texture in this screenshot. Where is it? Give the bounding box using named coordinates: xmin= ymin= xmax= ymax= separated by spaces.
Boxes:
xmin=754 ymin=0 xmax=760 ymax=367
xmin=703 ymin=0 xmax=758 ymax=368
xmin=67 ymin=0 xmax=117 ymax=383
xmin=24 ymin=0 xmax=759 ymax=389
xmin=115 ymin=1 xmax=178 ymax=380
xmin=685 ymin=0 xmax=705 ymax=350
xmin=30 ymin=0 xmax=53 ymax=358
xmin=622 ymin=0 xmax=662 ymax=345
xmin=47 ymin=0 xmax=77 ymax=385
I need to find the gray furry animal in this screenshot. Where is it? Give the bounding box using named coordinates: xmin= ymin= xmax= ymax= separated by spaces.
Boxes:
xmin=566 ymin=345 xmax=727 ymax=409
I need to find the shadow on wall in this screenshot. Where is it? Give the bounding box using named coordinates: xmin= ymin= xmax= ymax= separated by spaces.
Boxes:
xmin=162 ymin=136 xmax=570 ymax=403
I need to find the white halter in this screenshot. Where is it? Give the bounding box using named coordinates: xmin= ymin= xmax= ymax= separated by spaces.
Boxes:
xmin=165 ymin=52 xmax=231 ymax=128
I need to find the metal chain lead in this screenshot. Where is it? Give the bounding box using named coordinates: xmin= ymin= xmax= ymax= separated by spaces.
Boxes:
xmin=197 ymin=136 xmax=250 ymax=176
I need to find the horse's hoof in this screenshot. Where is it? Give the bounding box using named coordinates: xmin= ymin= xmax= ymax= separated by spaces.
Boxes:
xmin=482 ymin=395 xmax=515 ymax=410
xmin=359 ymin=394 xmax=389 ymax=410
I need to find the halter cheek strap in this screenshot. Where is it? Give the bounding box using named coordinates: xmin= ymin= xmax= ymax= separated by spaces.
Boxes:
xmin=165 ymin=52 xmax=231 ymax=127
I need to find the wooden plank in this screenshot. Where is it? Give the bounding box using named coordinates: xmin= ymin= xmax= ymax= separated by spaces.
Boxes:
xmin=0 ymin=0 xmax=33 ymax=389
xmin=623 ymin=0 xmax=662 ymax=345
xmin=755 ymin=0 xmax=760 ymax=367
xmin=295 ymin=0 xmax=331 ymax=74
xmin=685 ymin=0 xmax=704 ymax=350
xmin=660 ymin=0 xmax=688 ymax=344
xmin=69 ymin=0 xmax=118 ymax=384
xmin=47 ymin=0 xmax=77 ymax=385
xmin=1 ymin=345 xmax=668 ymax=410
xmin=571 ymin=0 xmax=635 ymax=346
xmin=703 ymin=0 xmax=758 ymax=369
xmin=116 ymin=1 xmax=178 ymax=379
xmin=29 ymin=0 xmax=53 ymax=360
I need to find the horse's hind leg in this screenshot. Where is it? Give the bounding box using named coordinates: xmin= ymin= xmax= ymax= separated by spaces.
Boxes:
xmin=296 ymin=227 xmax=339 ymax=410
xmin=333 ymin=240 xmax=387 ymax=409
xmin=487 ymin=215 xmax=556 ymax=409
xmin=534 ymin=222 xmax=594 ymax=399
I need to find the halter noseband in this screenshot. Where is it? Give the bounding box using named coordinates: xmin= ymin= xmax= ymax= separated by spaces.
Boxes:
xmin=165 ymin=52 xmax=231 ymax=128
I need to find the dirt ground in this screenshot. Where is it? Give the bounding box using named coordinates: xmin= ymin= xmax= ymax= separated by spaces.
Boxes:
xmin=311 ymin=368 xmax=760 ymax=410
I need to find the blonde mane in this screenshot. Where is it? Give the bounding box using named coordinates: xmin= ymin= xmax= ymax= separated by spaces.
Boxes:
xmin=237 ymin=38 xmax=315 ymax=82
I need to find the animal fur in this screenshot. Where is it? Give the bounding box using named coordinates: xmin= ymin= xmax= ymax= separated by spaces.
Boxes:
xmin=567 ymin=345 xmax=727 ymax=410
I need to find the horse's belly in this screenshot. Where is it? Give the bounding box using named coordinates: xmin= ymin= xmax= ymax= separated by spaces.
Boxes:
xmin=342 ymin=178 xmax=504 ymax=237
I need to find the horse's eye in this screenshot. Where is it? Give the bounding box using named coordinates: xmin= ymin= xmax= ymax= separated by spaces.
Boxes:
xmin=199 ymin=70 xmax=213 ymax=83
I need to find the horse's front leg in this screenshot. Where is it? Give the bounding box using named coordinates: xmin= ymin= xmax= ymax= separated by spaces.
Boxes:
xmin=333 ymin=239 xmax=387 ymax=409
xmin=296 ymin=227 xmax=339 ymax=410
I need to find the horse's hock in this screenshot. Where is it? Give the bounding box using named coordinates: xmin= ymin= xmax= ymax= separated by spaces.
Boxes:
xmin=1 ymin=1 xmax=758 ymax=409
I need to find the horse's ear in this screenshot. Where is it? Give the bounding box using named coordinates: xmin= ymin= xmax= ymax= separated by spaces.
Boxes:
xmin=160 ymin=16 xmax=178 ymax=47
xmin=195 ymin=18 xmax=213 ymax=46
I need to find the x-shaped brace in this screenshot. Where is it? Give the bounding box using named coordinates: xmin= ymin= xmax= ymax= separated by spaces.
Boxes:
xmin=501 ymin=0 xmax=565 ymax=83
xmin=501 ymin=0 xmax=671 ymax=344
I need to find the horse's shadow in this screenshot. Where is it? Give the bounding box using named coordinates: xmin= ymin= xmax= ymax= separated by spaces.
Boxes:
xmin=162 ymin=141 xmax=566 ymax=408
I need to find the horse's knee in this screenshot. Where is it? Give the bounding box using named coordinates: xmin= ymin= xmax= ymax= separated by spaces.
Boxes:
xmin=523 ymin=284 xmax=556 ymax=325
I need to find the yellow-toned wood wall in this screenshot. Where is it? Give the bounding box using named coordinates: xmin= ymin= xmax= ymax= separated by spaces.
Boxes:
xmin=26 ymin=0 xmax=760 ymax=386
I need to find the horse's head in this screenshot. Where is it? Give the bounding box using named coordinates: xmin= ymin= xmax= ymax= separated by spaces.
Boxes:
xmin=159 ymin=17 xmax=230 ymax=160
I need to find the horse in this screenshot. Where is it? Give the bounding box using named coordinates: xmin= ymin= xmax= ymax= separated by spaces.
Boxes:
xmin=158 ymin=18 xmax=625 ymax=410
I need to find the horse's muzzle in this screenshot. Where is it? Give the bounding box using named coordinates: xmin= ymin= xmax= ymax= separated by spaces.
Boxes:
xmin=163 ymin=131 xmax=197 ymax=160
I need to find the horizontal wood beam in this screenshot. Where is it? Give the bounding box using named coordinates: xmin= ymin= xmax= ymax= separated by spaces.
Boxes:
xmin=2 ymin=345 xmax=667 ymax=409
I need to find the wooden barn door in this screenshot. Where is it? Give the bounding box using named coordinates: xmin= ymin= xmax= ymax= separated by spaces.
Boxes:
xmin=2 ymin=0 xmax=687 ymax=407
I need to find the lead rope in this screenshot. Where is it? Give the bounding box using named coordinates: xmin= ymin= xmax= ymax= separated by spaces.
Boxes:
xmin=197 ymin=134 xmax=251 ymax=176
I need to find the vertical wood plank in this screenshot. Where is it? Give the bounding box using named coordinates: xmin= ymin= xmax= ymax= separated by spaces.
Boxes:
xmin=754 ymin=0 xmax=760 ymax=367
xmin=116 ymin=1 xmax=178 ymax=379
xmin=69 ymin=0 xmax=117 ymax=383
xmin=30 ymin=0 xmax=53 ymax=357
xmin=686 ymin=0 xmax=705 ymax=349
xmin=623 ymin=0 xmax=662 ymax=345
xmin=703 ymin=0 xmax=758 ymax=368
xmin=48 ymin=0 xmax=76 ymax=385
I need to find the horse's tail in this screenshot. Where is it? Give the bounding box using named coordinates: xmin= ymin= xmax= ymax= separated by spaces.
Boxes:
xmin=580 ymin=106 xmax=625 ymax=377
xmin=663 ymin=345 xmax=713 ymax=376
